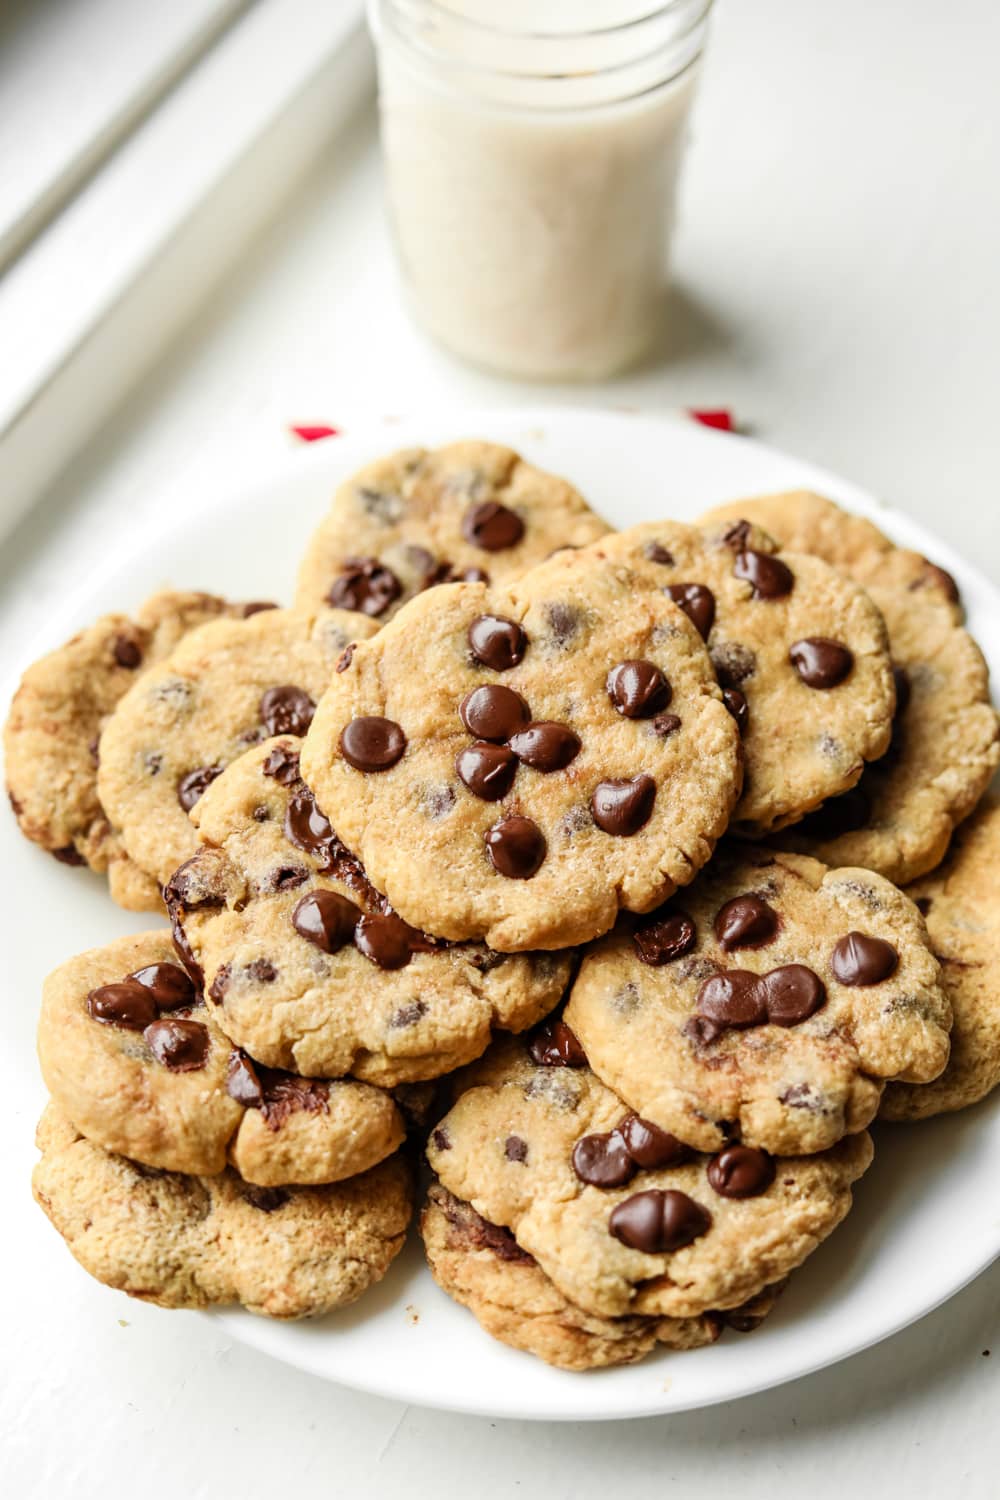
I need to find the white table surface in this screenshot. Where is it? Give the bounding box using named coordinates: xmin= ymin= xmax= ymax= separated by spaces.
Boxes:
xmin=3 ymin=0 xmax=999 ymax=1493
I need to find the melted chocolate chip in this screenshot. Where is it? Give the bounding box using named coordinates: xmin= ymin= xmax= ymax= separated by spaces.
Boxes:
xmin=734 ymin=550 xmax=794 ymax=599
xmin=456 ymin=741 xmax=518 ymax=800
xmin=799 ymin=784 xmax=872 ymax=839
xmin=761 ymin=964 xmax=827 ymax=1026
xmin=264 ymin=865 xmax=309 ymax=893
xmin=715 ymin=894 xmax=779 ymax=951
xmin=144 ymin=1017 xmax=210 ymax=1071
xmin=328 ymin=557 xmax=401 ymax=616
xmin=259 ymin=685 xmax=316 ymax=737
xmin=485 ymin=815 xmax=546 ymax=878
xmin=591 ymin=775 xmax=656 ymax=837
xmin=459 ymin=684 xmax=530 ymax=742
xmin=528 ymin=1019 xmax=587 ymax=1067
xmin=789 ymin=638 xmax=854 ymax=689
xmin=711 ymin=641 xmax=757 ymax=687
xmin=262 ymin=743 xmax=301 ymax=784
xmin=696 ymin=970 xmax=767 ymax=1028
xmin=113 ymin=635 xmax=143 ymax=669
xmin=468 ymin=614 xmax=527 ymax=671
xmin=340 ymin=716 xmax=406 ymax=771
xmin=633 ymin=908 xmax=696 ymax=966
xmin=461 ymin=500 xmax=524 ymax=551
xmin=608 ymin=1189 xmax=711 ymax=1254
xmin=87 ymin=980 xmax=158 ymax=1031
xmin=606 ymin=661 xmax=672 ymax=719
xmin=256 ymin=1071 xmax=330 ymax=1129
xmin=291 ymin=890 xmax=359 ymax=952
xmin=723 ymin=687 xmax=749 ymax=733
xmin=707 ymin=1145 xmax=775 ymax=1199
xmin=354 ymin=912 xmax=417 ymax=970
xmin=284 ymin=787 xmax=341 ymax=867
xmin=507 ymin=721 xmax=581 ymax=771
xmin=226 ymin=1049 xmax=264 ymax=1107
xmin=620 ymin=1113 xmax=691 ymax=1169
xmin=722 ymin=520 xmax=753 ymax=550
xmin=831 ymin=931 xmax=899 ymax=985
xmin=572 ymin=1129 xmax=635 ymax=1188
xmin=128 ymin=962 xmax=196 ymax=1012
xmin=504 ymin=1135 xmax=528 ymax=1163
xmin=176 ymin=765 xmax=223 ymax=812
xmin=652 ymin=712 xmax=682 ymax=738
xmin=665 ymin=583 xmax=715 ymax=640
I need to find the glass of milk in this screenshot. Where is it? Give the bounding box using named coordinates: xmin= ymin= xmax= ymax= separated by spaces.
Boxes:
xmin=368 ymin=0 xmax=714 ymax=380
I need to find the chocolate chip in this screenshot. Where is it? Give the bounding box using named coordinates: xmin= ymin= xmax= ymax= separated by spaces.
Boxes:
xmin=485 ymin=815 xmax=546 ymax=878
xmin=633 ymin=908 xmax=696 ymax=965
xmin=504 ymin=1135 xmax=528 ymax=1163
xmin=170 ymin=916 xmax=204 ymax=989
xmin=572 ymin=1129 xmax=636 ymax=1188
xmin=86 ymin=980 xmax=158 ymax=1031
xmin=239 ymin=601 xmax=279 ymax=618
xmin=456 ymin=741 xmax=518 ymax=800
xmin=328 ymin=557 xmax=401 ymax=616
xmin=722 ymin=520 xmax=753 ymax=550
xmin=260 ymin=685 xmax=316 ymax=737
xmin=507 ymin=721 xmax=581 ymax=771
xmin=528 ymin=1019 xmax=587 ymax=1067
xmin=284 ymin=787 xmax=340 ymax=866
xmin=291 ymin=889 xmax=360 ymax=952
xmin=459 ymin=685 xmax=530 ymax=742
xmin=176 ymin=765 xmax=223 ymax=812
xmin=761 ymin=964 xmax=827 ymax=1025
xmin=113 ymin=635 xmax=143 ymax=669
xmin=431 ymin=1127 xmax=451 ymax=1151
xmin=263 ymin=865 xmax=309 ymax=893
xmin=789 ymin=638 xmax=854 ymax=689
xmin=246 ymin=958 xmax=276 ymax=983
xmin=243 ymin=1185 xmax=289 ymax=1213
xmin=390 ymin=1000 xmax=427 ymax=1029
xmin=128 ymin=962 xmax=196 ymax=1012
xmin=468 ymin=615 xmax=527 ymax=670
xmin=226 ymin=1049 xmax=264 ymax=1107
xmin=711 ymin=641 xmax=757 ymax=686
xmin=831 ymin=932 xmax=899 ymax=985
xmin=252 ymin=805 xmax=269 ymax=822
xmin=340 ymin=716 xmax=406 ymax=771
xmin=696 ymin=971 xmax=767 ymax=1028
xmin=665 ymin=583 xmax=715 ymax=640
xmin=544 ymin=602 xmax=583 ymax=648
xmin=723 ymin=687 xmax=749 ymax=732
xmin=620 ymin=1113 xmax=691 ymax=1169
xmin=715 ymin=895 xmax=779 ymax=951
xmin=462 ymin=500 xmax=524 ymax=551
xmin=644 ymin=541 xmax=674 ymax=564
xmin=913 ymin=560 xmax=960 ymax=603
xmin=420 ymin=783 xmax=456 ymax=819
xmin=355 ymin=911 xmax=417 ymax=969
xmin=734 ymin=550 xmax=794 ymax=599
xmin=707 ymin=1145 xmax=775 ymax=1199
xmin=606 ymin=660 xmax=672 ymax=719
xmin=652 ymin=713 xmax=682 ymax=738
xmin=799 ymin=784 xmax=872 ymax=839
xmin=591 ymin=775 xmax=656 ymax=837
xmin=144 ymin=1017 xmax=210 ymax=1071
xmin=51 ymin=845 xmax=85 ymax=866
xmin=336 ymin=644 xmax=355 ymax=673
xmin=608 ymin=1189 xmax=711 ymax=1254
xmin=262 ymin=743 xmax=301 ymax=784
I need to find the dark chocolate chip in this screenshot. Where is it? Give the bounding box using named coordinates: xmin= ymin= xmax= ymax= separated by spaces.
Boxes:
xmin=591 ymin=774 xmax=656 ymax=837
xmin=291 ymin=889 xmax=359 ymax=952
xmin=176 ymin=765 xmax=223 ymax=812
xmin=390 ymin=1001 xmax=427 ymax=1029
xmin=914 ymin=560 xmax=960 ymax=603
xmin=715 ymin=894 xmax=779 ymax=951
xmin=113 ymin=635 xmax=143 ymax=669
xmin=461 ymin=500 xmax=524 ymax=551
xmin=528 ymin=1019 xmax=587 ymax=1067
xmin=633 ymin=908 xmax=696 ymax=966
xmin=608 ymin=1189 xmax=711 ymax=1254
xmin=327 ymin=557 xmax=401 ymax=616
xmin=86 ymin=980 xmax=158 ymax=1031
xmin=507 ymin=721 xmax=581 ymax=771
xmin=707 ymin=1145 xmax=775 ymax=1199
xmin=128 ymin=962 xmax=196 ymax=1012
xmin=722 ymin=520 xmax=753 ymax=550
xmin=459 ymin=684 xmax=530 ymax=742
xmin=734 ymin=550 xmax=794 ymax=599
xmin=644 ymin=541 xmax=674 ymax=565
xmin=335 ymin=643 xmax=355 ymax=673
xmin=696 ymin=970 xmax=767 ymax=1028
xmin=239 ymin=601 xmax=279 ymax=618
xmin=620 ymin=1113 xmax=692 ymax=1169
xmin=51 ymin=845 xmax=85 ymax=866
xmin=485 ymin=815 xmax=546 ymax=878
xmin=831 ymin=931 xmax=899 ymax=985
xmin=284 ymin=787 xmax=340 ymax=866
xmin=243 ymin=1185 xmax=289 ymax=1213
xmin=572 ymin=1129 xmax=636 ymax=1188
xmin=761 ymin=964 xmax=827 ymax=1025
xmin=143 ymin=1017 xmax=210 ymax=1071
xmin=431 ymin=1127 xmax=451 ymax=1151
xmin=544 ymin=602 xmax=583 ymax=647
xmin=468 ymin=614 xmax=527 ymax=671
xmin=665 ymin=583 xmax=715 ymax=640
xmin=723 ymin=687 xmax=749 ymax=733
xmin=260 ymin=684 xmax=316 ymax=737
xmin=456 ymin=741 xmax=518 ymax=801
xmin=340 ymin=716 xmax=406 ymax=771
xmin=226 ymin=1049 xmax=264 ymax=1107
xmin=652 ymin=713 xmax=682 ymax=738
xmin=246 ymin=958 xmax=276 ymax=983
xmin=504 ymin=1135 xmax=529 ymax=1163
xmin=262 ymin=743 xmax=301 ymax=784
xmin=711 ymin=641 xmax=757 ymax=687
xmin=789 ymin=638 xmax=854 ymax=689
xmin=606 ymin=660 xmax=672 ymax=719
xmin=354 ymin=911 xmax=417 ymax=970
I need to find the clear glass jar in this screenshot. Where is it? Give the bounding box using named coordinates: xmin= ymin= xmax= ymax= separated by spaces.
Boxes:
xmin=368 ymin=0 xmax=714 ymax=380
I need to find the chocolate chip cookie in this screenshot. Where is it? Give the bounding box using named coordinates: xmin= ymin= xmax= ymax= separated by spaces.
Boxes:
xmin=295 ymin=440 xmax=610 ymax=623
xmin=97 ymin=605 xmax=376 ymax=894
xmin=301 ymin=551 xmax=742 ymax=950
xmin=33 ymin=1103 xmax=412 ymax=1318
xmin=38 ymin=929 xmax=405 ymax=1183
xmin=700 ymin=493 xmax=999 ymax=883
xmin=4 ymin=590 xmax=253 ymax=908
xmin=166 ymin=739 xmax=572 ymax=1084
xmin=425 ymin=1036 xmax=872 ymax=1322
xmin=564 ymin=846 xmax=951 ymax=1154
xmin=882 ymin=798 xmax=1000 ymax=1120
xmin=422 ymin=1183 xmax=784 ymax=1370
xmin=571 ymin=520 xmax=897 ymax=836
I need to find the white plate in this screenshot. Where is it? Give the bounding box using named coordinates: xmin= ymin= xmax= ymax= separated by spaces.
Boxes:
xmin=4 ymin=409 xmax=999 ymax=1422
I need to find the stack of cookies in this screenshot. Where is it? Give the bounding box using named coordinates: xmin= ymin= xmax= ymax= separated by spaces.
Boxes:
xmin=8 ymin=443 xmax=999 ymax=1368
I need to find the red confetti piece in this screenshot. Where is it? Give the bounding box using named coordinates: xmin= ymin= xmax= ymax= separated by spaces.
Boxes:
xmin=290 ymin=424 xmax=340 ymax=442
xmin=689 ymin=409 xmax=734 ymax=432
